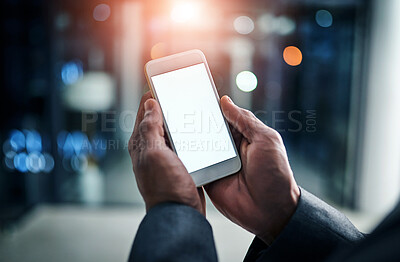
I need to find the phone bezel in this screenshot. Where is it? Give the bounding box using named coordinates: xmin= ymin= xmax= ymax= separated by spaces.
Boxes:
xmin=144 ymin=49 xmax=241 ymax=186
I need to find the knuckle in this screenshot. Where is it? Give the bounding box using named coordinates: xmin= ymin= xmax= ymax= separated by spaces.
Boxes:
xmin=270 ymin=128 xmax=280 ymax=137
xmin=140 ymin=117 xmax=163 ymax=137
xmin=242 ymin=109 xmax=255 ymax=119
xmin=257 ymin=127 xmax=282 ymax=144
xmin=269 ymin=129 xmax=283 ymax=143
xmin=139 ymin=119 xmax=152 ymax=134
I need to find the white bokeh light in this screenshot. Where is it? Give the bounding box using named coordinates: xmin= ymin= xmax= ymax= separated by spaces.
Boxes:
xmin=236 ymin=71 xmax=258 ymax=92
xmin=258 ymin=14 xmax=296 ymax=36
xmin=276 ymin=16 xmax=296 ymax=35
xmin=233 ymin=16 xmax=255 ymax=35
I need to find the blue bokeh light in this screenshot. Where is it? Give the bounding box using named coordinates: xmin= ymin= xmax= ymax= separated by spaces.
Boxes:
xmin=27 ymin=152 xmax=45 ymax=173
xmin=9 ymin=129 xmax=25 ymax=152
xmin=58 ymin=131 xmax=91 ymax=158
xmin=315 ymin=10 xmax=333 ymax=28
xmin=4 ymin=151 xmax=16 ymax=170
xmin=71 ymin=131 xmax=90 ymax=156
xmin=43 ymin=153 xmax=55 ymax=173
xmin=4 ymin=129 xmax=54 ymax=174
xmin=14 ymin=152 xmax=28 ymax=173
xmin=71 ymin=155 xmax=88 ymax=172
xmin=25 ymin=130 xmax=42 ymax=153
xmin=62 ymin=133 xmax=75 ymax=157
xmin=61 ymin=61 xmax=83 ymax=85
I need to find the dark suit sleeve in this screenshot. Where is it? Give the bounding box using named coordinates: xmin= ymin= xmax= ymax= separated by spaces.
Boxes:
xmin=244 ymin=188 xmax=365 ymax=262
xmin=128 ymin=202 xmax=218 ymax=262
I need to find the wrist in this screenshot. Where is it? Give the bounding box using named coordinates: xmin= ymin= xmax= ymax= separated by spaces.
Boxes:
xmin=258 ymin=186 xmax=300 ymax=245
xmin=144 ymin=194 xmax=205 ymax=216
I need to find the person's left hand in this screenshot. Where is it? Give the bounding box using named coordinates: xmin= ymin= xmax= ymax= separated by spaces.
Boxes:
xmin=128 ymin=92 xmax=205 ymax=215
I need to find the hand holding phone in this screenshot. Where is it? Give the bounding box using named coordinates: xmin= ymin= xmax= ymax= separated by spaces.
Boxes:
xmin=129 ymin=92 xmax=206 ymax=215
xmin=145 ymin=50 xmax=241 ymax=186
xmin=205 ymin=97 xmax=300 ymax=244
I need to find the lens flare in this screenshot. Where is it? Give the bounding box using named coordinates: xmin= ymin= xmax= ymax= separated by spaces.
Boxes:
xmin=171 ymin=2 xmax=199 ymax=23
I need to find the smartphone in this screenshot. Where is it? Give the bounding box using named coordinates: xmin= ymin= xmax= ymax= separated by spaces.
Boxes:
xmin=144 ymin=49 xmax=241 ymax=186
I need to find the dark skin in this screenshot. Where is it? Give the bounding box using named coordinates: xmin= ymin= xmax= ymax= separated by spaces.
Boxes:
xmin=129 ymin=92 xmax=206 ymax=215
xmin=128 ymin=92 xmax=300 ymax=244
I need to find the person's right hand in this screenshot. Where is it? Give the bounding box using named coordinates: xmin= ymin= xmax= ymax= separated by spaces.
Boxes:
xmin=205 ymin=96 xmax=300 ymax=244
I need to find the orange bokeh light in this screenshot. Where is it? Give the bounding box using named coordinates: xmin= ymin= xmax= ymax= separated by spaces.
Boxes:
xmin=283 ymin=46 xmax=302 ymax=66
xmin=150 ymin=42 xmax=167 ymax=60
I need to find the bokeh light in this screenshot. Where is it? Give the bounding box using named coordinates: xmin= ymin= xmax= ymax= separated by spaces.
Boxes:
xmin=70 ymin=131 xmax=90 ymax=156
xmin=57 ymin=131 xmax=91 ymax=158
xmin=26 ymin=152 xmax=45 ymax=173
xmin=171 ymin=2 xmax=199 ymax=23
xmin=258 ymin=14 xmax=296 ymax=36
xmin=9 ymin=129 xmax=25 ymax=152
xmin=315 ymin=10 xmax=333 ymax=28
xmin=93 ymin=4 xmax=111 ymax=22
xmin=258 ymin=13 xmax=277 ymax=35
xmin=57 ymin=130 xmax=95 ymax=172
xmin=63 ymin=72 xmax=115 ymax=111
xmin=151 ymin=42 xmax=167 ymax=60
xmin=4 ymin=152 xmax=15 ymax=170
xmin=25 ymin=130 xmax=42 ymax=153
xmin=14 ymin=152 xmax=28 ymax=173
xmin=43 ymin=153 xmax=55 ymax=173
xmin=3 ymin=140 xmax=14 ymax=157
xmin=55 ymin=13 xmax=70 ymax=31
xmin=71 ymin=155 xmax=88 ymax=172
xmin=236 ymin=71 xmax=258 ymax=92
xmin=61 ymin=61 xmax=83 ymax=85
xmin=283 ymin=46 xmax=303 ymax=66
xmin=3 ymin=129 xmax=54 ymax=173
xmin=276 ymin=16 xmax=296 ymax=35
xmin=234 ymin=16 xmax=255 ymax=35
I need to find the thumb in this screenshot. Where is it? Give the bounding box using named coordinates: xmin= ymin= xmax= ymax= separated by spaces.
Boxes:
xmin=139 ymin=99 xmax=166 ymax=148
xmin=220 ymin=96 xmax=258 ymax=141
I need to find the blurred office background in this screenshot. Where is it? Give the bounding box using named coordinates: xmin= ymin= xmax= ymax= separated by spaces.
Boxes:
xmin=1 ymin=0 xmax=400 ymax=261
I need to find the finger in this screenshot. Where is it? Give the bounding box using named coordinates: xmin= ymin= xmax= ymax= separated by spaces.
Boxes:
xmin=129 ymin=91 xmax=152 ymax=154
xmin=204 ymin=173 xmax=240 ymax=207
xmin=228 ymin=123 xmax=243 ymax=153
xmin=139 ymin=99 xmax=165 ymax=149
xmin=133 ymin=91 xmax=153 ymax=134
xmin=163 ymin=127 xmax=172 ymax=149
xmin=197 ymin=187 xmax=206 ymax=216
xmin=220 ymin=96 xmax=259 ymax=142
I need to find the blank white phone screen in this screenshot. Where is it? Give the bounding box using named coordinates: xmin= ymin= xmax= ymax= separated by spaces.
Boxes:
xmin=151 ymin=63 xmax=237 ymax=173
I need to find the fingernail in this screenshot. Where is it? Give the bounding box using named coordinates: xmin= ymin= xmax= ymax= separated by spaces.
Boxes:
xmin=144 ymin=100 xmax=153 ymax=112
xmin=226 ymin=96 xmax=234 ymax=104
